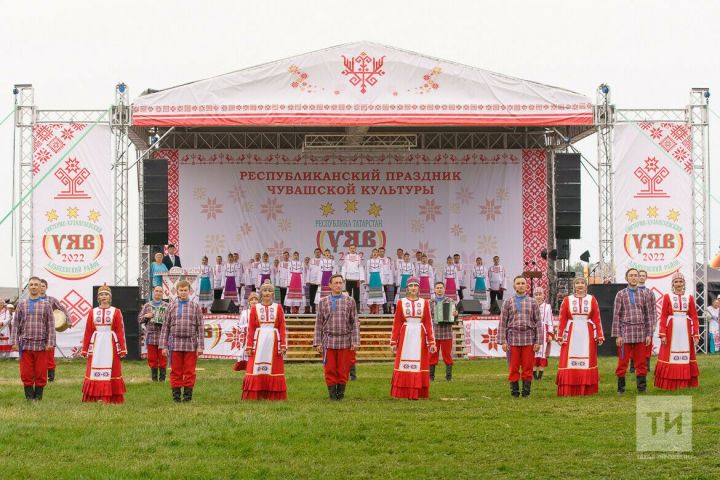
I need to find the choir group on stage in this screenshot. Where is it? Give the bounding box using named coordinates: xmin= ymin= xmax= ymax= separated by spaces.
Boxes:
xmin=4 ymin=256 xmax=704 ymax=403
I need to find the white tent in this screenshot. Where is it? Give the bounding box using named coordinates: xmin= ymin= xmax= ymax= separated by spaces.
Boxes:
xmin=132 ymin=41 xmax=592 ymax=127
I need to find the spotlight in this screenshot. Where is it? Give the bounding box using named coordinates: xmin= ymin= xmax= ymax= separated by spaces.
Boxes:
xmin=12 ymin=87 xmax=19 ymax=95
xmin=540 ymin=249 xmax=548 ymax=260
xmin=548 ymin=249 xmax=558 ymax=262
xmin=150 ymin=134 xmax=160 ymax=146
xmin=600 ymin=84 xmax=610 ymax=94
xmin=704 ymin=90 xmax=711 ymax=98
xmin=117 ymin=82 xmax=127 ymax=94
xmin=579 ymin=250 xmax=590 ymax=263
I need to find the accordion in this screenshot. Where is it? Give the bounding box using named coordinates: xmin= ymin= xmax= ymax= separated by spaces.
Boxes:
xmin=434 ymin=301 xmax=456 ymax=324
xmin=152 ymin=304 xmax=167 ymax=325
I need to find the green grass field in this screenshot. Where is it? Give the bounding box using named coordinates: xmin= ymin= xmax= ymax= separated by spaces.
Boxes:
xmin=0 ymin=356 xmax=718 ymax=479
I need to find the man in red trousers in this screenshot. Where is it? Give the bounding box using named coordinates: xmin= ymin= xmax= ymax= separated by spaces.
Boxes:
xmin=11 ymin=276 xmax=55 ymax=400
xmin=498 ymin=276 xmax=542 ymax=398
xmin=313 ymin=274 xmax=360 ymax=400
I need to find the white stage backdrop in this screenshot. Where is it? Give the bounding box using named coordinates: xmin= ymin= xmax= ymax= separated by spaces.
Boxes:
xmin=464 ymin=316 xmax=559 ymax=359
xmin=32 ymin=123 xmax=114 ymax=357
xmin=174 ymin=149 xmax=526 ymax=277
xmin=613 ymin=122 xmax=693 ymax=308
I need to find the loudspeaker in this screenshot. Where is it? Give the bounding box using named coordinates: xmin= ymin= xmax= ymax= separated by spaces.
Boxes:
xmin=210 ymin=299 xmax=239 ymax=314
xmin=92 ymin=285 xmax=141 ymax=360
xmin=143 ymin=159 xmax=168 ymax=245
xmin=588 ymin=283 xmax=627 ymax=356
xmin=557 ymin=238 xmax=570 ymax=260
xmin=554 ymin=153 xmax=581 ymax=239
xmin=457 ymin=299 xmax=484 ymax=314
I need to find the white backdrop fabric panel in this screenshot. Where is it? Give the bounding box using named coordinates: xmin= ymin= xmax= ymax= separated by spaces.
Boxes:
xmin=177 ymin=149 xmax=523 ymax=278
xmin=612 ymin=122 xmax=693 ymax=304
xmin=32 ymin=123 xmax=114 ymax=357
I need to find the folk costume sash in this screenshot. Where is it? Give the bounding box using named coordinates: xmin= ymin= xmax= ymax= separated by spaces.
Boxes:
xmin=398 ymin=298 xmax=426 ymax=372
xmin=669 ymin=294 xmax=691 ymax=365
xmin=253 ymin=303 xmax=280 ymax=375
xmin=89 ymin=307 xmax=117 ymax=381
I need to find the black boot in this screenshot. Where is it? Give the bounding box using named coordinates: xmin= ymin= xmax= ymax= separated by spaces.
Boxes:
xmin=47 ymin=369 xmax=55 ymax=382
xmin=429 ymin=364 xmax=436 ymax=381
xmin=637 ymin=376 xmax=647 ymax=393
xmin=172 ymin=387 xmax=182 ymax=403
xmin=183 ymin=387 xmax=193 ymax=402
xmin=328 ymin=385 xmax=337 ymax=400
xmin=538 ymin=370 xmax=544 ymax=380
xmin=445 ymin=364 xmax=453 ymax=381
xmin=646 ymin=358 xmax=651 ymax=374
xmin=159 ymin=368 xmax=167 ymax=382
xmin=617 ymin=376 xmax=626 ymax=394
xmin=34 ymin=386 xmax=44 ymax=401
xmin=24 ymin=386 xmax=34 ymax=400
xmin=336 ymin=384 xmax=346 ymax=400
xmin=510 ymin=381 xmax=520 ymax=398
xmin=151 ymin=368 xmax=158 ymax=382
xmin=629 ymin=359 xmax=635 ymax=374
xmin=522 ymin=380 xmax=532 ymax=398
xmin=533 ymin=371 xmax=538 ymax=380
xmin=349 ymin=366 xmax=357 ymax=381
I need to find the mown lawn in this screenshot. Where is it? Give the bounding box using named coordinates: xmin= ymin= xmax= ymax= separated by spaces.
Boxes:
xmin=0 ymin=356 xmax=718 ymax=479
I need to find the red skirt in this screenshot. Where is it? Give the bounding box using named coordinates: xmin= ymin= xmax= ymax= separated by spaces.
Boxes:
xmin=82 ymin=353 xmax=126 ymax=404
xmin=555 ymin=321 xmax=599 ymax=396
xmin=391 ymin=323 xmax=431 ymax=399
xmin=654 ymin=317 xmax=699 ymax=390
xmin=242 ymin=340 xmax=287 ymax=400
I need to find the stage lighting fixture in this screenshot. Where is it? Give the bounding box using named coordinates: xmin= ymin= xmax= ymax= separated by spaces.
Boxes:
xmin=151 ymin=134 xmax=160 ymax=145
xmin=600 ymin=84 xmax=609 ymax=94
xmin=548 ymin=249 xmax=558 ymax=261
xmin=540 ymin=249 xmax=548 ymax=260
xmin=117 ymin=82 xmax=127 ymax=94
xmin=704 ymin=90 xmax=711 ymax=98
xmin=579 ymin=250 xmax=590 ymax=263
xmin=12 ymin=87 xmax=19 ymax=95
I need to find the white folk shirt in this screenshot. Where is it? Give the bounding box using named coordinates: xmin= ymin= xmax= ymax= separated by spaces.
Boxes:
xmin=256 ymin=262 xmax=272 ymax=287
xmin=488 ymin=265 xmax=507 ymax=291
xmin=472 ymin=265 xmax=486 ymax=283
xmin=417 ymin=264 xmax=434 ymax=280
xmin=276 ymin=261 xmax=291 ymax=288
xmin=223 ymin=262 xmax=241 ymax=283
xmin=366 ymin=258 xmax=383 ymax=283
xmin=380 ymin=256 xmax=394 ymax=285
xmin=308 ymin=257 xmax=322 ymax=285
xmin=212 ymin=264 xmax=224 ymax=289
xmin=396 ymin=261 xmax=415 ymax=285
xmin=342 ymin=253 xmax=365 ymax=281
xmin=454 ymin=261 xmax=466 ymax=287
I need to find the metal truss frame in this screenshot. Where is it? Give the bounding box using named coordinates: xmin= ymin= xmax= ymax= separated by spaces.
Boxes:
xmin=111 ymin=84 xmax=131 ymax=286
xmin=596 ymin=85 xmax=614 ymax=282
xmin=13 ymin=84 xmax=113 ymax=291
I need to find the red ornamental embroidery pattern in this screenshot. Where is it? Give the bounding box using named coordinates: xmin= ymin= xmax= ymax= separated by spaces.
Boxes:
xmin=482 ymin=327 xmax=499 ymax=351
xmin=61 ymin=289 xmax=93 ymax=327
xmin=419 ymin=198 xmax=442 ymax=222
xmin=341 ymin=52 xmax=385 ymax=94
xmin=200 ymin=197 xmax=224 ymax=220
xmin=479 ymin=199 xmax=502 ymax=221
xmin=260 ymin=197 xmax=284 ymax=221
xmin=288 ymin=65 xmax=317 ymax=93
xmin=634 ymin=157 xmax=670 ymax=198
xmin=54 ymin=157 xmax=91 ymax=199
xmin=224 ymin=325 xmax=247 ymax=351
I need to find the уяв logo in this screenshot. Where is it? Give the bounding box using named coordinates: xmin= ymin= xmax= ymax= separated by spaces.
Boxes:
xmin=41 ymin=206 xmax=104 ymax=280
xmin=622 ymin=206 xmax=683 ymax=279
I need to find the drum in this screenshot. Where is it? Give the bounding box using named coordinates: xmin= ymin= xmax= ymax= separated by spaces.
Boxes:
xmin=54 ymin=309 xmax=69 ymax=332
xmin=152 ymin=304 xmax=167 ymax=325
xmin=434 ymin=301 xmax=456 ymax=324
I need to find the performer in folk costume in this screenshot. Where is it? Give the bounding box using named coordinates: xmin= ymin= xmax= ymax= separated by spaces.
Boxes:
xmin=81 ymin=284 xmax=127 ymax=404
xmin=257 ymin=252 xmax=273 ymax=291
xmin=243 ymin=282 xmax=288 ymax=400
xmin=471 ymin=257 xmax=488 ymax=311
xmin=303 ymin=256 xmax=312 ymax=314
xmin=10 ymin=277 xmax=55 ymax=401
xmin=316 ymin=249 xmax=336 ymax=304
xmin=416 ymin=254 xmax=434 ymax=301
xmin=241 ymin=255 xmax=257 ymax=309
xmin=342 ymin=244 xmax=365 ymax=310
xmin=379 ymin=247 xmax=395 ymax=314
xmin=452 ymin=254 xmax=467 ymax=301
xmin=555 ymin=278 xmax=604 ymax=396
xmin=307 ymin=248 xmax=323 ymax=314
xmin=284 ymin=251 xmax=306 ymax=314
xmin=198 ymin=256 xmax=214 ymax=312
xmin=0 ymin=299 xmax=13 ymax=358
xmin=138 ymin=285 xmax=169 ymax=382
xmin=429 ymin=282 xmax=458 ymax=381
xmin=488 ymin=256 xmax=507 ymax=314
xmin=636 ymin=269 xmax=657 ymax=373
xmin=212 ymin=255 xmax=224 ymax=301
xmin=498 ymin=276 xmax=542 ymax=398
xmin=390 ymin=277 xmax=437 ymax=399
xmin=314 ymin=274 xmax=360 ymax=400
xmin=275 ymin=251 xmax=291 ymax=312
xmin=233 ymin=292 xmax=258 ymax=372
xmin=442 ymin=256 xmax=459 ymax=301
xmin=222 ymin=253 xmax=241 ymax=304
xmin=532 ymin=287 xmax=556 ymax=381
xmin=232 ymin=253 xmax=245 ymax=301
xmin=654 ymin=272 xmax=700 ymax=390
xmin=428 ymin=259 xmax=441 ymax=284
xmin=612 ymin=268 xmax=655 ymax=394
xmin=707 ymin=298 xmax=720 ymax=353
xmin=366 ymin=249 xmax=387 ymax=314
xmin=39 ymin=278 xmax=70 ymax=382
xmin=150 ymin=252 xmax=169 ymax=293
xmin=160 ymin=280 xmax=204 ymax=403
xmin=395 ymin=252 xmax=415 ymax=302
xmin=413 ymin=251 xmax=423 ymax=276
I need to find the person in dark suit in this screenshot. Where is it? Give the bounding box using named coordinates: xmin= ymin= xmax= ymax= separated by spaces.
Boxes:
xmin=163 ymin=244 xmax=182 ymax=270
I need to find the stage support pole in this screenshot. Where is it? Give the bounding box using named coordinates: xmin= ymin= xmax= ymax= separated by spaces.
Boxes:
xmin=596 ymin=84 xmax=615 ymax=282
xmin=112 ymin=83 xmax=131 ymax=286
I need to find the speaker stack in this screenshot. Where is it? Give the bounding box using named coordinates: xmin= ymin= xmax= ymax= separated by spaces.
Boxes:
xmin=143 ymin=159 xmax=169 ymax=246
xmin=93 ymin=285 xmax=142 ymax=360
xmin=588 ymin=283 xmax=627 ymax=356
xmin=554 ymin=153 xmax=581 ymax=242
